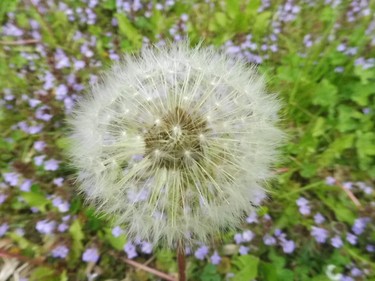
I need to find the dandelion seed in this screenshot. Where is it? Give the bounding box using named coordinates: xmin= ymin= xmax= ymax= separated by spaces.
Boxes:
xmin=68 ymin=42 xmax=283 ymax=248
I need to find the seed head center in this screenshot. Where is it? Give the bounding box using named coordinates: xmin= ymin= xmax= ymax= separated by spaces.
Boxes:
xmin=144 ymin=107 xmax=209 ymax=169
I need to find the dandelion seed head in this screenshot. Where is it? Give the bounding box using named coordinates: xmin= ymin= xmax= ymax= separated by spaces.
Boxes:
xmin=68 ymin=42 xmax=283 ymax=248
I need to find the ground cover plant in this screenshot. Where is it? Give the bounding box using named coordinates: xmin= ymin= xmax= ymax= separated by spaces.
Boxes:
xmin=0 ymin=0 xmax=374 ymax=280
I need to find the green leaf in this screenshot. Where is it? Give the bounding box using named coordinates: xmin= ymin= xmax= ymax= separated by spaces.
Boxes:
xmin=69 ymin=197 xmax=82 ymax=214
xmin=317 ymin=193 xmax=356 ymax=224
xmin=21 ymin=192 xmax=49 ymax=212
xmin=337 ymin=105 xmax=361 ymax=133
xmin=104 ymin=228 xmax=126 ymax=250
xmin=214 ymin=12 xmax=228 ymax=27
xmin=60 ymin=271 xmax=68 ymax=281
xmin=318 ymin=135 xmax=354 ymax=166
xmin=312 ymin=79 xmax=338 ymax=107
xmin=102 ymin=0 xmax=116 ymax=10
xmin=115 ymin=13 xmax=142 ymax=50
xmin=356 ymin=132 xmax=375 ymax=157
xmin=85 ymin=207 xmax=106 ymax=231
xmin=349 ymin=83 xmax=375 ymax=106
xmin=56 ymin=137 xmax=70 ymax=149
xmin=30 ymin=267 xmax=57 ymax=281
xmin=69 ymin=219 xmax=84 ymax=260
xmin=354 ymin=66 xmax=374 ymax=84
xmin=300 ymin=163 xmax=317 ymax=178
xmin=276 ymin=65 xmax=300 ymax=82
xmin=312 ymin=117 xmax=326 ymax=137
xmin=155 ymin=249 xmax=176 ymax=272
xmin=232 ymin=254 xmax=259 ymax=281
xmin=253 ymin=12 xmax=271 ymax=37
xmin=246 ymin=0 xmax=261 ymax=13
xmin=199 ymin=264 xmax=221 ymax=281
xmin=226 ymin=0 xmax=240 ymax=19
xmin=0 ymin=0 xmax=19 ymax=22
xmin=259 ymin=262 xmax=278 ymax=281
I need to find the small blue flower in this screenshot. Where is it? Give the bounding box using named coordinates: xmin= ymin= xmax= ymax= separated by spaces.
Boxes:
xmin=82 ymin=248 xmax=100 ymax=263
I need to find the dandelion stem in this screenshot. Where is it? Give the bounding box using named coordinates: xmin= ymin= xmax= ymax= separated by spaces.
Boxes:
xmin=177 ymin=242 xmax=186 ymax=281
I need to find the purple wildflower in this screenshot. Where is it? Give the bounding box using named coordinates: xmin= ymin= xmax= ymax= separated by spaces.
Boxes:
xmin=362 ymin=108 xmax=371 ymax=115
xmin=296 ymin=197 xmax=311 ymax=215
xmin=366 ymin=244 xmax=375 ymax=252
xmin=242 ymin=230 xmax=254 ymax=242
xmin=325 ymin=176 xmax=336 ymax=185
xmin=181 ymin=14 xmax=189 ymax=21
xmin=29 ymin=99 xmax=41 ymax=107
xmin=194 ymin=245 xmax=209 ymax=260
xmin=112 ymin=226 xmax=123 ymax=237
xmin=314 ymin=213 xmax=325 ymax=224
xmin=342 ymin=182 xmax=353 ymax=189
xmin=337 ymin=43 xmax=346 ymax=52
xmin=54 ymin=49 xmax=70 ymax=69
xmin=234 ymin=233 xmax=243 ymax=244
xmin=51 ymin=245 xmax=69 ymax=258
xmin=53 ymin=177 xmax=64 ymax=187
xmin=34 ymin=155 xmax=46 ymax=166
xmin=350 ymin=268 xmax=362 ymax=277
xmin=15 ymin=228 xmax=25 ymax=236
xmin=263 ymin=234 xmax=277 ymax=246
xmin=82 ymin=248 xmax=100 ymax=263
xmin=210 ymin=251 xmax=221 ymax=265
xmin=58 ymin=223 xmax=69 ymax=232
xmin=52 ymin=197 xmax=70 ymax=212
xmin=331 ymin=236 xmax=343 ymax=248
xmin=124 ymin=242 xmax=138 ymax=259
xmin=141 ymin=241 xmax=153 ymax=254
xmin=35 ymin=106 xmax=53 ymax=121
xmin=20 ymin=179 xmax=32 ymax=192
xmin=28 ymin=124 xmax=43 ymax=134
xmin=246 ymin=211 xmax=258 ymax=224
xmin=352 ymin=217 xmax=370 ymax=235
xmin=0 ymin=194 xmax=8 ymax=205
xmin=281 ymin=240 xmax=295 ymax=254
xmin=0 ymin=223 xmax=9 ymax=237
xmin=44 ymin=159 xmax=60 ymax=171
xmin=56 ymin=84 xmax=68 ymax=100
xmin=33 ymin=141 xmax=46 ymax=151
xmin=43 ymin=72 xmax=55 ymax=90
xmin=36 ymin=220 xmax=56 ymax=235
xmin=4 ymin=172 xmax=19 ymax=186
xmin=239 ymin=245 xmax=250 ymax=255
xmin=74 ymin=60 xmax=85 ymax=70
xmin=346 ymin=233 xmax=357 ymax=245
xmin=311 ymin=226 xmax=329 ymax=243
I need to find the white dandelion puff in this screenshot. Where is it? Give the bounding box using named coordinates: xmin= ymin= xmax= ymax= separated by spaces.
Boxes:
xmin=67 ymin=41 xmax=283 ymax=248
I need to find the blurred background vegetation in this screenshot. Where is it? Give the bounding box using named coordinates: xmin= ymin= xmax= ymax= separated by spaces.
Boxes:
xmin=0 ymin=0 xmax=374 ymax=280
